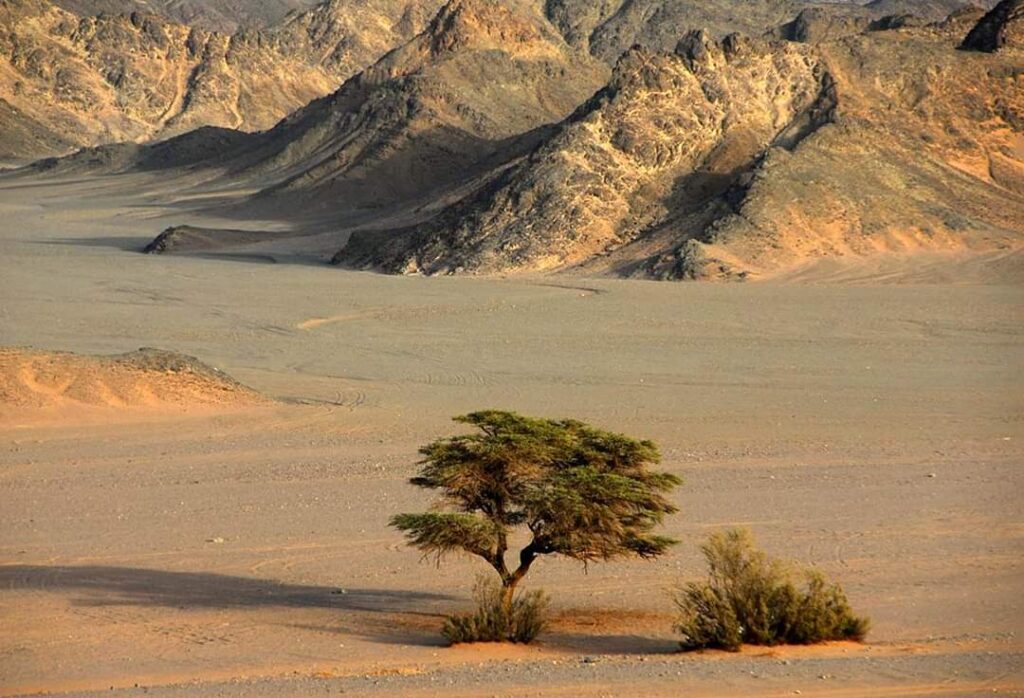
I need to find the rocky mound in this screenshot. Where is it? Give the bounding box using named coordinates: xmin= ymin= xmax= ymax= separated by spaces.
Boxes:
xmin=143 ymin=225 xmax=286 ymax=254
xmin=0 ymin=347 xmax=266 ymax=414
xmin=0 ymin=0 xmax=444 ymax=162
xmin=959 ymin=0 xmax=1024 ymax=51
xmin=336 ymin=19 xmax=1024 ymax=279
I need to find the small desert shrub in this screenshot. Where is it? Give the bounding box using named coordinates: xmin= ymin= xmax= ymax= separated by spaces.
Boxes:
xmin=674 ymin=529 xmax=869 ymax=651
xmin=442 ymin=576 xmax=549 ymax=644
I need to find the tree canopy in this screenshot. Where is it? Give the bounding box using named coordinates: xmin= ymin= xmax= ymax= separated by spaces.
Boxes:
xmin=391 ymin=410 xmax=682 ymax=604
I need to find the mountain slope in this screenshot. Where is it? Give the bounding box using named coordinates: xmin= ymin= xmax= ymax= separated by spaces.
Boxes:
xmin=544 ymin=0 xmax=804 ymax=61
xmin=661 ymin=22 xmax=1024 ymax=280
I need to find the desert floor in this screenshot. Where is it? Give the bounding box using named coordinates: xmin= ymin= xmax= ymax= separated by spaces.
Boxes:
xmin=0 ymin=172 xmax=1022 ymax=697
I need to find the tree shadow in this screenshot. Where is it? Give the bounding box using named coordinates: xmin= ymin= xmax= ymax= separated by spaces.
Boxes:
xmin=543 ymin=609 xmax=681 ymax=655
xmin=285 ymin=621 xmax=448 ymax=648
xmin=543 ymin=632 xmax=679 ymax=655
xmin=0 ymin=564 xmax=451 ymax=613
xmin=0 ymin=564 xmax=458 ymax=647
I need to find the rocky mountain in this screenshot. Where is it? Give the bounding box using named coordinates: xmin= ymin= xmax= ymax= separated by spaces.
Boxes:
xmin=338 ymin=33 xmax=831 ymax=274
xmin=0 ymin=0 xmax=444 ymax=162
xmin=336 ymin=9 xmax=1024 ymax=279
xmin=10 ymin=0 xmax=1020 ymax=282
xmin=3 ymin=0 xmax=993 ymax=165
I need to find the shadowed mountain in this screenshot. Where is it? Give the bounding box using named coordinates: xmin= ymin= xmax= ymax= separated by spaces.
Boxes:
xmin=338 ymin=33 xmax=830 ymax=275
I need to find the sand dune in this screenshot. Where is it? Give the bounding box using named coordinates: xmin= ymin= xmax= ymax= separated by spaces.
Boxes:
xmin=0 ymin=347 xmax=266 ymax=423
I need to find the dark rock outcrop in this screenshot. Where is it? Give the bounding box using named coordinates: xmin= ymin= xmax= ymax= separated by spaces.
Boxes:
xmin=959 ymin=0 xmax=1024 ymax=51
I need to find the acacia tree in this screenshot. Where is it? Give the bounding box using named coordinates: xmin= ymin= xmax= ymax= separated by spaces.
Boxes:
xmin=391 ymin=411 xmax=682 ymax=611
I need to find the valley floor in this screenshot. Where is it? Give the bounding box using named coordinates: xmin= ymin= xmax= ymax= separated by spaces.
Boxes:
xmin=0 ymin=174 xmax=1022 ymax=696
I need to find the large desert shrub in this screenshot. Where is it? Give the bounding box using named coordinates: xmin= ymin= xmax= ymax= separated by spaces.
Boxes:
xmin=391 ymin=410 xmax=682 ymax=644
xmin=674 ymin=529 xmax=869 ymax=651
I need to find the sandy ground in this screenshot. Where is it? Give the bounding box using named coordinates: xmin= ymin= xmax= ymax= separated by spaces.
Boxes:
xmin=0 ymin=172 xmax=1023 ymax=696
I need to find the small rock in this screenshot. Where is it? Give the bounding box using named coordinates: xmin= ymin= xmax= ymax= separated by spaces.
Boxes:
xmin=206 ymin=537 xmax=225 ymax=544
xmin=927 ymin=473 xmax=937 ymax=478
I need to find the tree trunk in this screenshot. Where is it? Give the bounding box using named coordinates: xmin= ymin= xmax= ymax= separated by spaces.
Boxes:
xmin=501 ymin=578 xmax=518 ymax=613
xmin=501 ymin=542 xmax=538 ymax=612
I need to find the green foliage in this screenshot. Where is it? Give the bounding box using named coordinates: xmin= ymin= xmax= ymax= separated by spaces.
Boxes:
xmin=442 ymin=576 xmax=549 ymax=644
xmin=388 ymin=512 xmax=500 ymax=561
xmin=674 ymin=529 xmax=869 ymax=651
xmin=392 ymin=410 xmax=681 ymax=566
